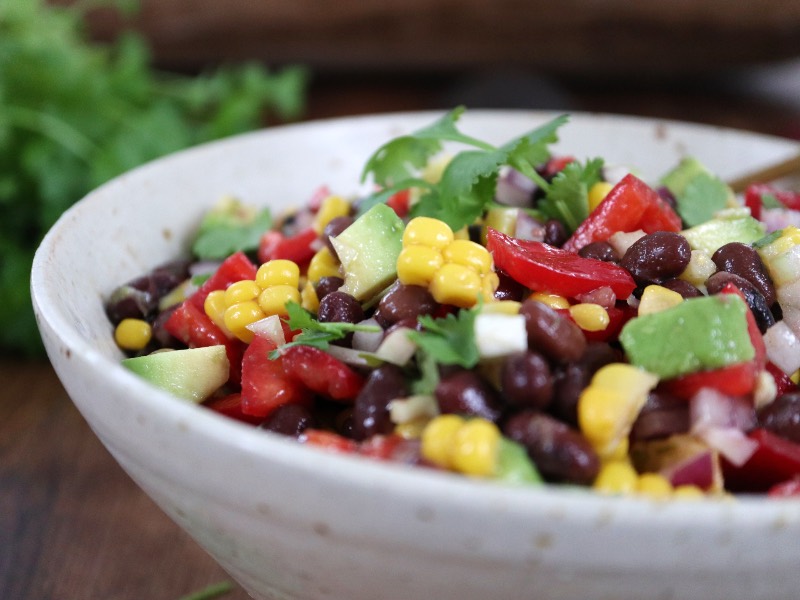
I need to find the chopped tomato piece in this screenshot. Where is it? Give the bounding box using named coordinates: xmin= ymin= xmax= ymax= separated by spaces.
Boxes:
xmin=300 ymin=429 xmax=359 ymax=454
xmin=766 ymin=362 xmax=799 ymax=397
xmin=281 ymin=345 xmax=366 ymax=402
xmin=723 ymin=428 xmax=800 ymax=493
xmin=205 ymin=393 xmax=264 ymax=425
xmin=240 ymin=335 xmax=312 ymax=417
xmin=163 ymin=302 xmax=246 ymax=385
xmin=660 ymin=361 xmax=758 ymax=400
xmin=768 ymin=475 xmax=800 ymax=497
xmin=562 ymin=174 xmax=681 ymax=253
xmin=385 ymin=189 xmax=412 ymax=218
xmin=486 ymin=228 xmax=637 ymax=299
xmin=543 ymin=155 xmax=575 ymax=178
xmin=188 ymin=251 xmax=257 ymax=312
xmin=258 ymin=227 xmax=318 ymax=265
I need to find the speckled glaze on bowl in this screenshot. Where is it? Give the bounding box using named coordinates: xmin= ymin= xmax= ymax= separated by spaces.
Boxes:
xmin=32 ymin=111 xmax=800 ymax=600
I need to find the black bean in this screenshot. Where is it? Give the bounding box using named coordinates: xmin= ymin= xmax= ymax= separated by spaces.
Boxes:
xmin=500 ymin=351 xmax=553 ymax=410
xmin=578 ymin=241 xmax=618 ymax=262
xmin=375 ymin=283 xmax=437 ymax=327
xmin=435 ymin=370 xmax=503 ymax=422
xmin=317 ymin=291 xmax=364 ymax=325
xmin=551 ymin=342 xmax=618 ymax=426
xmin=520 ymin=299 xmax=586 ymax=363
xmin=493 ymin=270 xmax=527 ymax=302
xmin=711 ymin=242 xmax=776 ymax=307
xmin=757 ymin=392 xmax=800 ymax=444
xmin=260 ymin=404 xmax=316 ymax=437
xmin=352 ymin=365 xmax=408 ymax=441
xmin=629 ymin=391 xmax=690 ymax=443
xmin=503 ymin=410 xmax=600 ymax=485
xmin=314 ymin=276 xmax=344 ymax=300
xmin=660 ymin=278 xmax=703 ymax=299
xmin=620 ymin=231 xmax=691 ymax=286
xmin=323 ymin=215 xmax=355 ymax=258
xmin=105 ymin=284 xmax=154 ymax=324
xmin=543 ymin=219 xmax=568 ymax=247
xmin=705 ymin=271 xmax=775 ymax=333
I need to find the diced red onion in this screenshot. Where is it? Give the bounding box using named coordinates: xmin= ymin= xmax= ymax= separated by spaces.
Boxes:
xmin=495 ymin=167 xmax=536 ymax=207
xmin=608 ymin=230 xmax=646 ymax=257
xmin=190 ymin=260 xmax=222 ymax=277
xmin=324 ymin=344 xmax=375 ymax=368
xmin=375 ymin=327 xmax=417 ymax=366
xmin=761 ymin=208 xmax=800 ymax=233
xmin=575 ymin=286 xmax=616 ymax=309
xmin=764 ymin=321 xmax=800 ymax=375
xmin=352 ymin=318 xmax=383 ymax=353
xmin=514 ymin=211 xmax=546 ymax=241
xmin=247 ymin=314 xmax=286 ymax=347
xmin=663 ymin=450 xmax=716 ymax=489
xmin=697 ymin=427 xmax=758 ymax=467
xmin=689 ymin=388 xmax=757 ymax=432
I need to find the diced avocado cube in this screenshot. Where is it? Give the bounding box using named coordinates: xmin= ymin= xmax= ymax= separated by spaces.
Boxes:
xmin=619 ymin=294 xmax=755 ymax=380
xmin=681 ymin=208 xmax=765 ymax=255
xmin=330 ymin=203 xmax=404 ymax=301
xmin=122 ymin=345 xmax=230 ymax=403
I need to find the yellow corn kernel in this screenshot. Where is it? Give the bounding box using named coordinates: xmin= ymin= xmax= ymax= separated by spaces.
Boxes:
xmin=480 ymin=300 xmax=521 ymax=315
xmin=443 ymin=239 xmax=493 ymax=274
xmin=678 ymin=250 xmax=716 ymax=287
xmin=223 ymin=300 xmax=265 ymax=343
xmin=569 ymin=303 xmax=609 ymax=332
xmin=593 ymin=460 xmax=639 ymax=495
xmin=451 ymin=418 xmax=501 ymax=477
xmin=301 ymin=280 xmax=319 ymax=313
xmin=430 ymin=263 xmax=483 ymax=308
xmin=638 ymin=285 xmax=684 ymax=316
xmin=606 ymin=436 xmax=630 ymax=462
xmin=591 ymin=363 xmax=659 ymax=398
xmin=204 ymin=289 xmax=229 ymax=331
xmin=394 ymin=418 xmax=430 ymax=440
xmin=421 ymin=414 xmax=465 ymax=469
xmin=258 ymin=284 xmax=301 ymax=316
xmin=637 ymin=473 xmax=673 ymax=498
xmin=758 ymin=226 xmax=800 ymax=260
xmin=480 ymin=271 xmax=500 ymax=302
xmin=403 ymin=216 xmax=454 ymax=249
xmin=528 ymin=292 xmax=570 ymax=310
xmin=114 ymin=318 xmax=152 ymax=351
xmin=673 ymin=485 xmax=706 ymax=500
xmin=313 ymin=195 xmax=351 ymax=234
xmin=792 ymin=370 xmax=800 ymax=385
xmin=224 ymin=279 xmax=261 ymax=307
xmin=588 ymin=181 xmax=614 ymax=212
xmin=306 ymin=247 xmax=341 ymax=283
xmin=256 ymin=259 xmax=301 ymax=289
xmin=397 ymin=245 xmax=444 ymax=287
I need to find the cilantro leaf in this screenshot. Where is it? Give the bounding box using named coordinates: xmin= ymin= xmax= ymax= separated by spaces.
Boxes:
xmin=676 ymin=172 xmax=731 ymax=227
xmin=192 ymin=198 xmax=272 ymax=260
xmin=270 ymin=302 xmax=381 ymax=357
xmin=537 ymin=157 xmax=604 ymax=233
xmin=407 ymin=307 xmax=480 ymax=369
xmin=502 ymin=114 xmax=569 ymax=180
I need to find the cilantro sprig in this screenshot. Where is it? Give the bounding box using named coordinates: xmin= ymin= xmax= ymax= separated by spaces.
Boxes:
xmin=407 ymin=307 xmax=480 ymax=394
xmin=360 ymin=107 xmax=569 ymax=232
xmin=536 ymin=157 xmax=605 ymax=232
xmin=269 ymin=302 xmax=381 ymax=358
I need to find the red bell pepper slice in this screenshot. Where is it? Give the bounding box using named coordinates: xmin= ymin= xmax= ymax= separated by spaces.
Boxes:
xmin=163 ymin=301 xmax=246 ymax=385
xmin=281 ymin=345 xmax=366 ymax=402
xmin=722 ymin=428 xmax=800 ymax=493
xmin=486 ymin=228 xmax=637 ymax=299
xmin=766 ymin=362 xmax=799 ymax=397
xmin=385 ymin=189 xmax=411 ymax=218
xmin=204 ymin=393 xmax=265 ymax=425
xmin=562 ymin=174 xmax=682 ymax=253
xmin=258 ymin=226 xmax=318 ymax=265
xmin=543 ymin=155 xmax=575 ymax=178
xmin=240 ymin=335 xmax=312 ymax=418
xmin=188 ymin=251 xmax=257 ymax=312
xmin=768 ymin=475 xmax=800 ymax=497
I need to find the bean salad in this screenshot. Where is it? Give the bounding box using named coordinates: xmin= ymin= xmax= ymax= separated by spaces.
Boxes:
xmin=106 ymin=109 xmax=800 ymax=499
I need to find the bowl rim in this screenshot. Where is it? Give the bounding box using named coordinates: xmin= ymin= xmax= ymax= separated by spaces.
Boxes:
xmin=31 ymin=108 xmax=800 ymax=527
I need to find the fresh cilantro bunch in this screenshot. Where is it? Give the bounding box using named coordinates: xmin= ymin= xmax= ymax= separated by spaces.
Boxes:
xmin=359 ymin=106 xmax=603 ymax=234
xmin=1 ymin=0 xmax=309 ymax=357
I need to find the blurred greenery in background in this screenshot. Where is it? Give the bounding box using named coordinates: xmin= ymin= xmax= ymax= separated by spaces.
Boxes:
xmin=0 ymin=0 xmax=309 ymax=357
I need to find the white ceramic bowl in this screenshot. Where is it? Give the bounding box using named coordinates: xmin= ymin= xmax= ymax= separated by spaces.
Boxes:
xmin=32 ymin=111 xmax=800 ymax=600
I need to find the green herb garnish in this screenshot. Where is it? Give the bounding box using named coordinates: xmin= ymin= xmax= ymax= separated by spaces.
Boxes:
xmin=1 ymin=0 xmax=308 ymax=356
xmin=536 ymin=157 xmax=605 ymax=233
xmin=192 ymin=197 xmax=272 ymax=259
xmin=177 ymin=581 xmax=233 ymax=600
xmin=360 ymin=107 xmax=568 ymax=232
xmin=269 ymin=301 xmax=381 ymax=357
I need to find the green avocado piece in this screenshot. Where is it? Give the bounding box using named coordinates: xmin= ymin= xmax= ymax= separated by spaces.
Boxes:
xmin=122 ymin=345 xmax=230 ymax=403
xmin=495 ymin=438 xmax=542 ymax=485
xmin=681 ymin=208 xmax=765 ymax=255
xmin=619 ymin=294 xmax=755 ymax=380
xmin=330 ymin=203 xmax=405 ymax=301
xmin=661 ymin=157 xmax=735 ymax=227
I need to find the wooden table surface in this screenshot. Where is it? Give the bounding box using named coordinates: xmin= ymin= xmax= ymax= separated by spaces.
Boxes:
xmin=4 ymin=72 xmax=800 ymax=600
